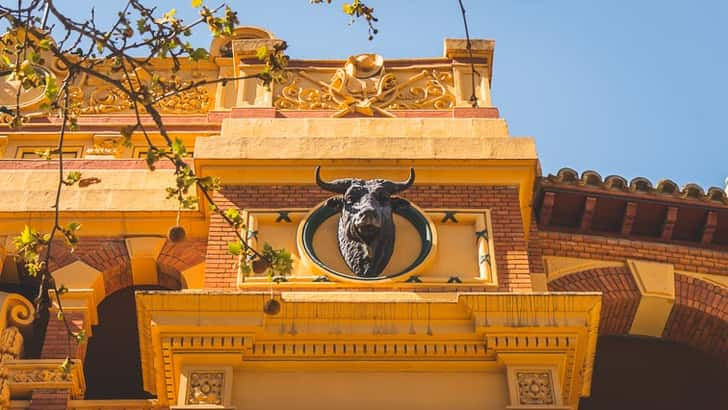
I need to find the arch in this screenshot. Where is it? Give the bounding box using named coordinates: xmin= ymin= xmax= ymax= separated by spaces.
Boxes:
xmin=548 ymin=267 xmax=641 ymax=335
xmin=663 ymin=274 xmax=728 ymax=362
xmin=156 ymin=238 xmax=207 ymax=290
xmin=48 ymin=238 xmax=132 ymax=296
xmin=83 ymin=286 xmax=164 ymax=399
xmin=548 ymin=266 xmax=728 ymax=363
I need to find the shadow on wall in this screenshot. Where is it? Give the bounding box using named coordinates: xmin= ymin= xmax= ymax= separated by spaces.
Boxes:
xmin=580 ymin=335 xmax=728 ymax=410
xmin=83 ymin=286 xmax=168 ymax=399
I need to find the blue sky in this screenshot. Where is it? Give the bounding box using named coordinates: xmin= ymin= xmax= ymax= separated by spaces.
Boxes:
xmin=53 ymin=0 xmax=728 ymax=188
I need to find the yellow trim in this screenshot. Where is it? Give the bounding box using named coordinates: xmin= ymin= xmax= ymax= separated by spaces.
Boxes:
xmin=543 ymin=256 xmax=625 ymax=282
xmin=15 ymin=145 xmax=83 ymax=159
xmin=677 ymin=270 xmax=728 ymax=289
xmin=135 ymin=291 xmax=601 ymax=407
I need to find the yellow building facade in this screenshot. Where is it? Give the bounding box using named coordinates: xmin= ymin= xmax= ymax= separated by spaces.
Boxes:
xmin=0 ymin=27 xmax=725 ymax=410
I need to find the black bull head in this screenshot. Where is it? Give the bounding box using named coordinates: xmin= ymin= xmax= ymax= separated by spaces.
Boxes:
xmin=315 ymin=167 xmax=415 ymax=278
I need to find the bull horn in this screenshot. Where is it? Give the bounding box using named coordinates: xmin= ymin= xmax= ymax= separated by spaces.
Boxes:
xmin=384 ymin=168 xmax=416 ymax=194
xmin=315 ymin=166 xmax=351 ymax=194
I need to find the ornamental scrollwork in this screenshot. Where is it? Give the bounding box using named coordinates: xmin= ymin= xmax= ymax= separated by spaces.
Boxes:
xmin=516 ymin=371 xmax=555 ymax=405
xmin=67 ymin=76 xmax=210 ymax=115
xmin=273 ymin=53 xmax=455 ymax=117
xmin=11 ymin=367 xmax=72 ymax=383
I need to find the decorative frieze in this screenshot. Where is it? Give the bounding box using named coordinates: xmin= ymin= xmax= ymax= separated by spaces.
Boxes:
xmin=3 ymin=359 xmax=86 ymax=399
xmin=273 ymin=54 xmax=456 ymax=117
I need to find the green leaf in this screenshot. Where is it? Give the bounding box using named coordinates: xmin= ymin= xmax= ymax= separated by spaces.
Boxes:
xmin=255 ymin=46 xmax=268 ymax=61
xmin=156 ymin=8 xmax=178 ymax=24
xmin=171 ymin=138 xmax=186 ymax=157
xmin=119 ymin=125 xmax=135 ymax=147
xmin=62 ymin=171 xmax=82 ymax=186
xmin=191 ymin=0 xmax=203 ymax=8
xmin=44 ymin=75 xmax=58 ymax=101
xmin=227 ymin=241 xmax=242 ymax=256
xmin=59 ymin=357 xmax=71 ymax=373
xmin=38 ymin=38 xmax=51 ymax=50
xmin=189 ymin=47 xmax=209 ymax=61
xmin=18 ymin=225 xmax=34 ymax=245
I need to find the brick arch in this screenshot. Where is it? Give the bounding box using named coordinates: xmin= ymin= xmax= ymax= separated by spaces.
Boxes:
xmin=663 ymin=275 xmax=728 ymax=363
xmin=156 ymin=238 xmax=207 ymax=289
xmin=48 ymin=238 xmax=132 ymax=296
xmin=548 ymin=267 xmax=728 ymax=363
xmin=547 ymin=267 xmax=641 ymax=335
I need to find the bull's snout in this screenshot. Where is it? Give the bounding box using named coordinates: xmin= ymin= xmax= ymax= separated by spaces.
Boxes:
xmin=351 ymin=207 xmax=382 ymax=241
xmin=358 ymin=208 xmax=380 ymax=226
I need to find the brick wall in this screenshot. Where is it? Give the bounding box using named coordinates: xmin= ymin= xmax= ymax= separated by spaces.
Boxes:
xmin=536 ymin=231 xmax=728 ymax=276
xmin=29 ymin=389 xmax=70 ymax=410
xmin=205 ymin=185 xmax=532 ymax=291
xmin=40 ymin=311 xmax=85 ymax=360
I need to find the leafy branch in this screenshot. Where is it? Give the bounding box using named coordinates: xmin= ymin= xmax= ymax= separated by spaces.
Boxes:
xmin=1 ymin=0 xmax=377 ymax=369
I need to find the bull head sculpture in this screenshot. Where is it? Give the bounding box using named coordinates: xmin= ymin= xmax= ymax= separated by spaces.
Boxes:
xmin=315 ymin=166 xmax=415 ymax=278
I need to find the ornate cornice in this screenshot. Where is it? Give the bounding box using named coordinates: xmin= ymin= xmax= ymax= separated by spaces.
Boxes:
xmin=135 ymin=291 xmax=601 ymax=407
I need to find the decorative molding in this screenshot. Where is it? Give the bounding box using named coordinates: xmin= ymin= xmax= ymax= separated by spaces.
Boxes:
xmin=86 ymin=134 xmax=123 ymax=157
xmin=542 ymin=256 xmax=624 ymax=283
xmin=0 ymin=293 xmax=34 ymax=332
xmin=68 ymin=76 xmax=210 ymax=115
xmin=273 ymin=54 xmax=455 ymax=117
xmin=185 ymin=371 xmax=224 ymax=405
xmin=4 ymin=359 xmax=86 ymax=399
xmin=0 ymin=327 xmax=23 ymax=407
xmin=516 ymin=371 xmax=555 ymax=405
xmin=502 ymin=361 xmax=569 ymax=409
xmin=174 ymin=366 xmax=233 ymax=409
xmin=135 ymin=291 xmax=601 ymax=407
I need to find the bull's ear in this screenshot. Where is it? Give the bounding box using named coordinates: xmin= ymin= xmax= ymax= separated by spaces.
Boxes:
xmin=391 ymin=197 xmax=411 ymax=210
xmin=324 ymin=196 xmax=344 ymax=210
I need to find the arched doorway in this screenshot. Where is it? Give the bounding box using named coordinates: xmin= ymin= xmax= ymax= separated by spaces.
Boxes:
xmin=580 ymin=336 xmax=728 ymax=409
xmin=83 ymin=286 xmax=167 ymax=399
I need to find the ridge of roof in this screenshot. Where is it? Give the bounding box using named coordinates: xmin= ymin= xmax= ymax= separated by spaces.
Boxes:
xmin=541 ymin=167 xmax=728 ymax=206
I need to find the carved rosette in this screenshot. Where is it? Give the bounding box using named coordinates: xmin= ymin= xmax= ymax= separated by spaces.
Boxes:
xmin=186 ymin=371 xmax=224 ymax=405
xmin=516 ymin=371 xmax=555 ymax=405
